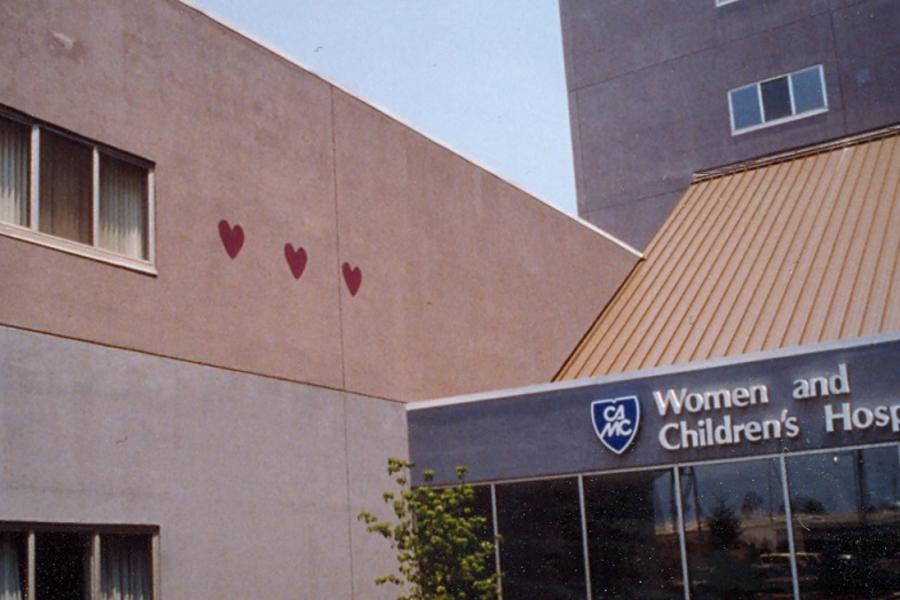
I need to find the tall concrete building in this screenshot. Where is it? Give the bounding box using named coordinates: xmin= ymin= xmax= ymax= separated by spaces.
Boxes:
xmin=560 ymin=0 xmax=900 ymax=248
xmin=0 ymin=1 xmax=637 ymax=598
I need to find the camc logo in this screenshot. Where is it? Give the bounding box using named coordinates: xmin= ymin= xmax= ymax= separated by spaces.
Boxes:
xmin=591 ymin=395 xmax=641 ymax=455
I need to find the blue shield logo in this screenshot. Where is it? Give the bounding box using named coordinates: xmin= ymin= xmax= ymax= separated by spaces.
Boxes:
xmin=591 ymin=396 xmax=640 ymax=455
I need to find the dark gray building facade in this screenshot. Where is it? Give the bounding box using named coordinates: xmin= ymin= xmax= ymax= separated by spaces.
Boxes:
xmin=561 ymin=0 xmax=900 ymax=248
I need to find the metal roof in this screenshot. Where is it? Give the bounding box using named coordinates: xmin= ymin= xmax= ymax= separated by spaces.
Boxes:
xmin=556 ymin=127 xmax=900 ymax=380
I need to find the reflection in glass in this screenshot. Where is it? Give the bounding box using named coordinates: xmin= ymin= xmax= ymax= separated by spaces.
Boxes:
xmin=787 ymin=445 xmax=900 ymax=599
xmin=496 ymin=478 xmax=586 ymax=600
xmin=471 ymin=485 xmax=497 ymax=578
xmin=681 ymin=458 xmax=792 ymax=599
xmin=584 ymin=469 xmax=683 ymax=599
xmin=730 ymin=85 xmax=762 ymax=130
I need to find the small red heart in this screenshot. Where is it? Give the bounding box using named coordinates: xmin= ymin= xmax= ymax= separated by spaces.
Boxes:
xmin=218 ymin=219 xmax=244 ymax=259
xmin=342 ymin=262 xmax=362 ymax=296
xmin=284 ymin=243 xmax=308 ymax=280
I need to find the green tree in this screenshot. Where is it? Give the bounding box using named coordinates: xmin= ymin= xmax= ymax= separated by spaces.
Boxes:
xmin=357 ymin=458 xmax=499 ymax=600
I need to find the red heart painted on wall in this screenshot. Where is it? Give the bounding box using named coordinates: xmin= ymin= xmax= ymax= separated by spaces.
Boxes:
xmin=284 ymin=243 xmax=308 ymax=279
xmin=342 ymin=262 xmax=362 ymax=296
xmin=218 ymin=220 xmax=244 ymax=259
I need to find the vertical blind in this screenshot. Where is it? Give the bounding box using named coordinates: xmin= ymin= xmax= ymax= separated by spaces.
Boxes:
xmin=39 ymin=130 xmax=93 ymax=244
xmin=0 ymin=534 xmax=23 ymax=600
xmin=101 ymin=535 xmax=151 ymax=600
xmin=0 ymin=117 xmax=29 ymax=227
xmin=100 ymin=154 xmax=147 ymax=259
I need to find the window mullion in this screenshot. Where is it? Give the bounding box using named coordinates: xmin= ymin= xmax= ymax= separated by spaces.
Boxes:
xmin=90 ymin=531 xmax=101 ymax=600
xmin=91 ymin=147 xmax=100 ymax=247
xmin=787 ymin=73 xmax=797 ymax=116
xmin=756 ymin=83 xmax=765 ymax=123
xmin=29 ymin=126 xmax=40 ymax=230
xmin=152 ymin=532 xmax=161 ymax=600
xmin=26 ymin=530 xmax=36 ymax=600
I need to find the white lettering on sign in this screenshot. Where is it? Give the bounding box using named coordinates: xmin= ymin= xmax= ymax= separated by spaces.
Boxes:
xmin=652 ymin=385 xmax=769 ymax=417
xmin=793 ymin=363 xmax=850 ymax=399
xmin=600 ymin=405 xmax=634 ymax=438
xmin=824 ymin=402 xmax=900 ymax=433
xmin=658 ymin=410 xmax=800 ymax=451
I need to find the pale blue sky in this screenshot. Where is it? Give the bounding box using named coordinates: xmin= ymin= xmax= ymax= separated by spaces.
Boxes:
xmin=191 ymin=0 xmax=577 ymax=215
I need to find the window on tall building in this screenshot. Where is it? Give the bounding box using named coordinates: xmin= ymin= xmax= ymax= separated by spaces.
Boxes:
xmin=0 ymin=109 xmax=154 ymax=270
xmin=0 ymin=524 xmax=157 ymax=600
xmin=728 ymin=66 xmax=828 ymax=134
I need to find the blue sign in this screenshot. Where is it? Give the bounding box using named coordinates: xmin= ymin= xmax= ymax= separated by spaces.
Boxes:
xmin=591 ymin=396 xmax=640 ymax=454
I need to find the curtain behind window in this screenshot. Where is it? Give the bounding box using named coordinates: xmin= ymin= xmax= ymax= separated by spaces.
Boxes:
xmin=99 ymin=155 xmax=147 ymax=259
xmin=0 ymin=117 xmax=30 ymax=227
xmin=101 ymin=535 xmax=151 ymax=600
xmin=39 ymin=130 xmax=92 ymax=244
xmin=0 ymin=534 xmax=23 ymax=600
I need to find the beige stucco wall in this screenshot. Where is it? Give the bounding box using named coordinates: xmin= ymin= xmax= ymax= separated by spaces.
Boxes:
xmin=0 ymin=325 xmax=407 ymax=599
xmin=0 ymin=0 xmax=637 ymax=401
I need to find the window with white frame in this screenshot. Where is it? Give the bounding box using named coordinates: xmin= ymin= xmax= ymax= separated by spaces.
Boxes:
xmin=0 ymin=523 xmax=158 ymax=600
xmin=728 ymin=66 xmax=828 ymax=135
xmin=0 ymin=109 xmax=154 ymax=269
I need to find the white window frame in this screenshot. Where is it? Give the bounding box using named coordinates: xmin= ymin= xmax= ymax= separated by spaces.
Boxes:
xmin=0 ymin=522 xmax=160 ymax=600
xmin=0 ymin=107 xmax=157 ymax=275
xmin=715 ymin=0 xmax=740 ymax=6
xmin=728 ymin=65 xmax=828 ymax=136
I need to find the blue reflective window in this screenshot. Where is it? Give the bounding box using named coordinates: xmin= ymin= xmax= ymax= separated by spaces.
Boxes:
xmin=730 ymin=85 xmax=762 ymax=131
xmin=791 ymin=66 xmax=826 ymax=114
xmin=730 ymin=65 xmax=827 ymax=133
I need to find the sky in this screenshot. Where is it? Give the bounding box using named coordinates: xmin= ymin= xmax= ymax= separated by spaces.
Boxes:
xmin=190 ymin=0 xmax=577 ymax=216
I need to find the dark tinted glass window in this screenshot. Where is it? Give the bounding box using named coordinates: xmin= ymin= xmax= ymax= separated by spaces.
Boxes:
xmin=791 ymin=67 xmax=826 ymax=113
xmin=730 ymin=84 xmax=762 ymax=131
xmin=787 ymin=445 xmax=900 ymax=599
xmin=496 ymin=478 xmax=586 ymax=600
xmin=36 ymin=532 xmax=88 ymax=600
xmin=471 ymin=485 xmax=498 ymax=579
xmin=681 ymin=459 xmax=791 ymax=599
xmin=761 ymin=76 xmax=792 ymax=121
xmin=584 ymin=469 xmax=683 ymax=599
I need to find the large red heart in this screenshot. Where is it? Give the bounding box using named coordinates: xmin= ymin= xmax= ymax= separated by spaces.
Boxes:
xmin=342 ymin=262 xmax=362 ymax=296
xmin=218 ymin=219 xmax=244 ymax=259
xmin=284 ymin=243 xmax=308 ymax=279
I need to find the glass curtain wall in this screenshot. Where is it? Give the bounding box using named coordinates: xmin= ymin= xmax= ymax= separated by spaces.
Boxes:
xmin=583 ymin=469 xmax=683 ymax=599
xmin=495 ymin=478 xmax=586 ymax=600
xmin=680 ymin=458 xmax=792 ymax=599
xmin=474 ymin=443 xmax=899 ymax=599
xmin=787 ymin=446 xmax=900 ymax=598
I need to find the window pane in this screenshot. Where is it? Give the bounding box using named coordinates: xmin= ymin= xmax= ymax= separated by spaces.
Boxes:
xmin=761 ymin=76 xmax=792 ymax=121
xmin=496 ymin=478 xmax=586 ymax=600
xmin=472 ymin=485 xmax=498 ymax=579
xmin=0 ymin=116 xmax=30 ymax=226
xmin=730 ymin=85 xmax=762 ymax=131
xmin=99 ymin=154 xmax=147 ymax=259
xmin=787 ymin=446 xmax=900 ymax=598
xmin=101 ymin=534 xmax=152 ymax=600
xmin=681 ymin=459 xmax=792 ymax=599
xmin=0 ymin=531 xmax=27 ymax=599
xmin=39 ymin=130 xmax=92 ymax=244
xmin=791 ymin=67 xmax=826 ymax=114
xmin=584 ymin=469 xmax=684 ymax=599
xmin=36 ymin=532 xmax=89 ymax=600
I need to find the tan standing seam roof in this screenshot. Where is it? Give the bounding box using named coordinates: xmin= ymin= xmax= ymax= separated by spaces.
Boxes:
xmin=556 ymin=127 xmax=900 ymax=381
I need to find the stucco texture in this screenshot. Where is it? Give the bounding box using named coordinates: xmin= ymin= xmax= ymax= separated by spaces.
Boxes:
xmin=0 ymin=325 xmax=407 ymax=599
xmin=0 ymin=0 xmax=637 ymax=402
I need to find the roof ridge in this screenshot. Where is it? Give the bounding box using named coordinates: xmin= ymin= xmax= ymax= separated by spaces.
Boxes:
xmin=693 ymin=123 xmax=900 ymax=182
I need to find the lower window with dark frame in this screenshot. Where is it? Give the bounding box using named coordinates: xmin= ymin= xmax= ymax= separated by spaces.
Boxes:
xmin=0 ymin=523 xmax=157 ymax=600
